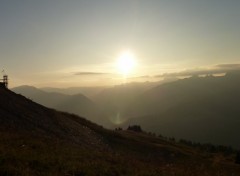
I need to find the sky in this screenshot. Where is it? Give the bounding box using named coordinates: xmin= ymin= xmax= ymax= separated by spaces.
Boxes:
xmin=0 ymin=0 xmax=240 ymax=88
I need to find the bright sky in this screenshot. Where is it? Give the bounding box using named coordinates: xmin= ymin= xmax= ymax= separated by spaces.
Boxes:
xmin=1 ymin=0 xmax=240 ymax=88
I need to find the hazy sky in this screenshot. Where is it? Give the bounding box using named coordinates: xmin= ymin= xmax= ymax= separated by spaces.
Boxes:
xmin=1 ymin=0 xmax=240 ymax=87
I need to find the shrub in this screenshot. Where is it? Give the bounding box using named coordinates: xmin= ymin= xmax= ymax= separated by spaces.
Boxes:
xmin=127 ymin=125 xmax=142 ymax=132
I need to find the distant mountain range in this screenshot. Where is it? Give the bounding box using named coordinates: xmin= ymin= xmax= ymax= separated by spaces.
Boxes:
xmin=12 ymin=71 xmax=240 ymax=148
xmin=12 ymin=81 xmax=162 ymax=128
xmin=125 ymin=71 xmax=240 ymax=148
xmin=41 ymin=86 xmax=106 ymax=98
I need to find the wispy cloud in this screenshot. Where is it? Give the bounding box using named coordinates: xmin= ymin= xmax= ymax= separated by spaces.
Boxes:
xmin=74 ymin=72 xmax=111 ymax=76
xmin=128 ymin=75 xmax=151 ymax=79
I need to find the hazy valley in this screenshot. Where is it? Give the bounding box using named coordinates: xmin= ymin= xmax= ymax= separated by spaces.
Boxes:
xmin=12 ymin=71 xmax=240 ymax=148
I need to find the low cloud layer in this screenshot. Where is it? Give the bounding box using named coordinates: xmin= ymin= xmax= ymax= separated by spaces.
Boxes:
xmin=155 ymin=63 xmax=240 ymax=78
xmin=72 ymin=63 xmax=240 ymax=82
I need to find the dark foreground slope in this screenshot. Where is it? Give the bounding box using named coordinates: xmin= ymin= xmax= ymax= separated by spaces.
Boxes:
xmin=0 ymin=86 xmax=240 ymax=175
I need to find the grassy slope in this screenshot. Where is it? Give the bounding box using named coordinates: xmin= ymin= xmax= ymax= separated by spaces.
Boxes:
xmin=1 ymin=129 xmax=240 ymax=176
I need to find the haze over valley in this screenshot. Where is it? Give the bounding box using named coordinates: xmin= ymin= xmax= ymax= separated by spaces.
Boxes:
xmin=12 ymin=71 xmax=240 ymax=148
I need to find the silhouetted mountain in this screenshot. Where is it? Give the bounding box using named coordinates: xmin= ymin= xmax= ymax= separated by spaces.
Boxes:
xmin=11 ymin=72 xmax=240 ymax=148
xmin=1 ymin=84 xmax=240 ymax=175
xmin=12 ymin=85 xmax=109 ymax=127
xmin=125 ymin=72 xmax=240 ymax=148
xmin=12 ymin=85 xmax=68 ymax=107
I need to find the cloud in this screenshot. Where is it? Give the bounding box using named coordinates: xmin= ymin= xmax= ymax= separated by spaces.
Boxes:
xmin=154 ymin=63 xmax=240 ymax=78
xmin=73 ymin=63 xmax=240 ymax=80
xmin=74 ymin=72 xmax=110 ymax=76
xmin=129 ymin=75 xmax=150 ymax=79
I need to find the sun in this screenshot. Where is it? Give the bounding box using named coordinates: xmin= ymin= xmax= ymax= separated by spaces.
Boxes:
xmin=116 ymin=50 xmax=136 ymax=76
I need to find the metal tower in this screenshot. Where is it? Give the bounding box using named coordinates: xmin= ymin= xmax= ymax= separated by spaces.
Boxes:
xmin=3 ymin=75 xmax=8 ymax=88
xmin=0 ymin=70 xmax=8 ymax=88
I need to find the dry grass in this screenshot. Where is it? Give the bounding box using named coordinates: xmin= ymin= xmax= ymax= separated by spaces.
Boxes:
xmin=0 ymin=129 xmax=239 ymax=176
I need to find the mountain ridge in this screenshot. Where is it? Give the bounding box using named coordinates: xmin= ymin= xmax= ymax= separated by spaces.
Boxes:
xmin=125 ymin=73 xmax=240 ymax=147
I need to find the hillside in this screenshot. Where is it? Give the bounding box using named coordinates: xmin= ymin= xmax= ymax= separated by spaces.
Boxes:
xmin=1 ymin=84 xmax=240 ymax=175
xmin=125 ymin=72 xmax=240 ymax=147
xmin=12 ymin=86 xmax=110 ymax=127
xmin=1 ymin=85 xmax=106 ymax=148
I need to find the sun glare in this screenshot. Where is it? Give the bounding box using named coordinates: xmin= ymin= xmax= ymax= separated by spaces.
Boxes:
xmin=117 ymin=50 xmax=136 ymax=76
